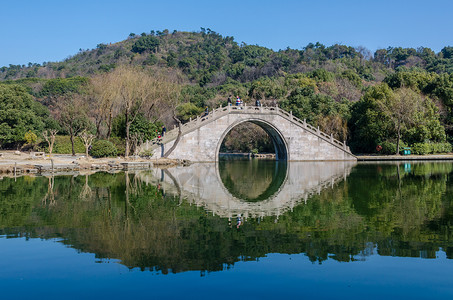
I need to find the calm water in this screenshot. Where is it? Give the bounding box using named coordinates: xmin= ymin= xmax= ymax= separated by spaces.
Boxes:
xmin=1 ymin=160 xmax=453 ymax=299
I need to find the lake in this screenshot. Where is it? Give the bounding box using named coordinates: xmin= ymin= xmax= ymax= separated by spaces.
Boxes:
xmin=1 ymin=160 xmax=453 ymax=299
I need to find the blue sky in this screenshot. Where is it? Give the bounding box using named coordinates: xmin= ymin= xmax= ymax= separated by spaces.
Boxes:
xmin=1 ymin=0 xmax=452 ymax=67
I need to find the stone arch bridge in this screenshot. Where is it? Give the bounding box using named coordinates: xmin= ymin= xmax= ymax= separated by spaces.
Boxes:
xmin=140 ymin=105 xmax=356 ymax=162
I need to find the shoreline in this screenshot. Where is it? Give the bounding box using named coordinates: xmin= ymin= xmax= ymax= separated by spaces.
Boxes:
xmin=1 ymin=151 xmax=453 ymax=177
xmin=0 ymin=151 xmax=190 ymax=176
xmin=356 ymin=154 xmax=453 ymax=161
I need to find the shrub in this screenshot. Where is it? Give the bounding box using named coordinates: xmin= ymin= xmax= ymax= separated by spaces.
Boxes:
xmin=24 ymin=130 xmax=37 ymax=145
xmin=411 ymin=143 xmax=430 ymax=155
xmin=411 ymin=142 xmax=453 ymax=155
xmin=109 ymin=136 xmax=125 ymax=156
xmin=379 ymin=140 xmax=407 ymax=155
xmin=380 ymin=141 xmax=396 ymax=155
xmin=90 ymin=140 xmax=118 ymax=158
xmin=139 ymin=149 xmax=154 ymax=158
xmin=37 ymin=135 xmax=85 ymax=154
xmin=176 ymin=102 xmax=204 ymax=122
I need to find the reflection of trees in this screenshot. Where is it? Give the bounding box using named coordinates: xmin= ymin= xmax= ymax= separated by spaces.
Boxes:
xmin=0 ymin=162 xmax=453 ymax=273
xmin=42 ymin=176 xmax=56 ymax=206
xmin=0 ymin=176 xmax=47 ymax=228
xmin=347 ymin=163 xmax=453 ymax=259
xmin=79 ymin=175 xmax=92 ymax=201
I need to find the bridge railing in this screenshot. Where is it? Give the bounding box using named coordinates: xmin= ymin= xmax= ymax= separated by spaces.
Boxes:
xmin=280 ymin=110 xmax=347 ymax=149
xmin=143 ymin=104 xmax=351 ymax=153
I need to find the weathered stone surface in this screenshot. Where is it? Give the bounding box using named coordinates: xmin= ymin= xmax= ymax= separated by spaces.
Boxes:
xmin=141 ymin=106 xmax=356 ymax=162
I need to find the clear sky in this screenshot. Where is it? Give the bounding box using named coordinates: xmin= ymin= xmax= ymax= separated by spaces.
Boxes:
xmin=1 ymin=0 xmax=453 ymax=67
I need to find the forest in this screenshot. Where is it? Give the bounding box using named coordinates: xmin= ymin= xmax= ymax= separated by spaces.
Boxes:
xmin=1 ymin=28 xmax=453 ymax=155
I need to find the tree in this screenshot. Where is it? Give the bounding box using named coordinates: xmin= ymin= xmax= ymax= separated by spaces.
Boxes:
xmin=131 ymin=36 xmax=160 ymax=54
xmin=91 ymin=75 xmax=119 ymax=139
xmin=42 ymin=129 xmax=58 ymax=157
xmin=0 ymin=84 xmax=50 ymax=148
xmin=78 ymin=129 xmax=95 ymax=158
xmin=349 ymin=84 xmax=396 ymax=153
xmin=98 ymin=66 xmax=181 ymax=158
xmin=55 ymin=94 xmax=91 ymax=156
xmin=376 ymin=87 xmax=424 ymax=154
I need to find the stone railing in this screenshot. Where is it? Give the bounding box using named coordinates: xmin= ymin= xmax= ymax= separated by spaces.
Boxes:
xmin=143 ymin=105 xmax=352 ymax=154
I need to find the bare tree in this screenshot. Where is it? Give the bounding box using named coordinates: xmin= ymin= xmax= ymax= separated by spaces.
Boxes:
xmin=131 ymin=132 xmax=144 ymax=157
xmin=316 ymin=114 xmax=348 ymax=142
xmin=42 ymin=129 xmax=58 ymax=157
xmin=78 ymin=129 xmax=95 ymax=158
xmin=91 ymin=74 xmax=119 ymax=139
xmin=355 ymin=46 xmax=372 ymax=64
xmin=55 ymin=94 xmax=91 ymax=156
xmin=95 ymin=66 xmax=182 ymax=158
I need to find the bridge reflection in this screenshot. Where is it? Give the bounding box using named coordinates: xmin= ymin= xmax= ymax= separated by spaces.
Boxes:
xmin=218 ymin=160 xmax=287 ymax=202
xmin=138 ymin=160 xmax=357 ymax=218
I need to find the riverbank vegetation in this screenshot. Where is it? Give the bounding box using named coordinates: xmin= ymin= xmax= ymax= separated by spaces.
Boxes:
xmin=1 ymin=29 xmax=453 ymax=155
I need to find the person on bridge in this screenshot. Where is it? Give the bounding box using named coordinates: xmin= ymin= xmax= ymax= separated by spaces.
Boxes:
xmin=227 ymin=95 xmax=232 ymax=106
xmin=161 ymin=125 xmax=166 ymax=137
xmin=255 ymin=99 xmax=261 ymax=107
xmin=203 ymin=106 xmax=209 ymax=117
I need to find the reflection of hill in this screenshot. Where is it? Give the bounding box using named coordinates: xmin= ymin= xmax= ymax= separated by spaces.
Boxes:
xmin=0 ymin=162 xmax=453 ymax=273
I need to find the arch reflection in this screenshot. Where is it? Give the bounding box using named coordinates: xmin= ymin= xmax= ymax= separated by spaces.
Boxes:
xmin=219 ymin=160 xmax=287 ymax=202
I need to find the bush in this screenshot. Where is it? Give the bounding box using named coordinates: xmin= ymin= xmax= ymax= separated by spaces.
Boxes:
xmin=109 ymin=136 xmax=125 ymax=156
xmin=379 ymin=140 xmax=407 ymax=155
xmin=112 ymin=113 xmax=159 ymax=141
xmin=411 ymin=142 xmax=452 ymax=155
xmin=24 ymin=130 xmax=38 ymax=145
xmin=411 ymin=143 xmax=430 ymax=155
xmin=38 ymin=135 xmax=85 ymax=154
xmin=433 ymin=143 xmax=452 ymax=153
xmin=380 ymin=141 xmax=396 ymax=155
xmin=90 ymin=140 xmax=118 ymax=157
xmin=139 ymin=149 xmax=154 ymax=158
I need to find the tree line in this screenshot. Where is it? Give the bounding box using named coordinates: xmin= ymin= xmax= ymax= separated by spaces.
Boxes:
xmin=0 ymin=29 xmax=453 ymax=155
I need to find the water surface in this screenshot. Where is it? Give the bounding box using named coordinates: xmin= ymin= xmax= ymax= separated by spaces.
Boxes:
xmin=1 ymin=160 xmax=453 ymax=299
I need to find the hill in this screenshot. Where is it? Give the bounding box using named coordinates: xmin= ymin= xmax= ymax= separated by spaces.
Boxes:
xmin=1 ymin=29 xmax=453 ymax=155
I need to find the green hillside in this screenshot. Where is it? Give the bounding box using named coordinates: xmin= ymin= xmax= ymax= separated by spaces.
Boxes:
xmin=1 ymin=29 xmax=452 ymax=155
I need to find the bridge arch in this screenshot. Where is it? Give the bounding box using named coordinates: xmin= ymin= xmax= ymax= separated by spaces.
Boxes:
xmin=140 ymin=105 xmax=357 ymax=162
xmin=215 ymin=118 xmax=289 ymax=161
